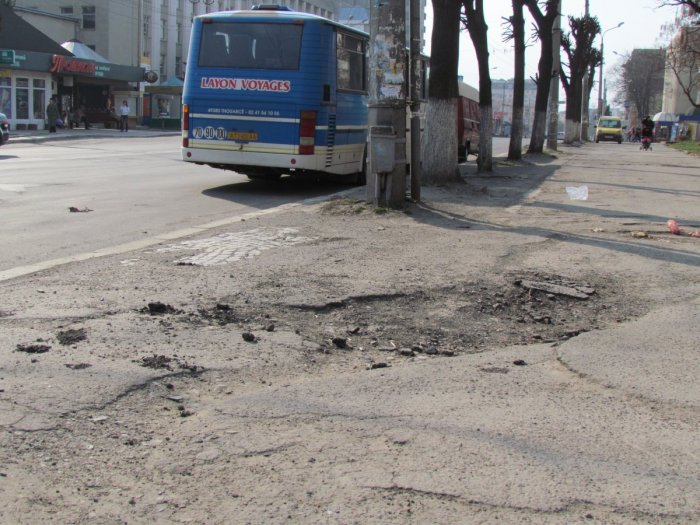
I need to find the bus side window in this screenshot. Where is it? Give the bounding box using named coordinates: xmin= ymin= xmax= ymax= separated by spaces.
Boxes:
xmin=337 ymin=32 xmax=367 ymax=92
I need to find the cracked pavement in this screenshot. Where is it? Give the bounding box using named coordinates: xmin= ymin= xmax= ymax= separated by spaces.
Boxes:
xmin=1 ymin=142 xmax=699 ymax=524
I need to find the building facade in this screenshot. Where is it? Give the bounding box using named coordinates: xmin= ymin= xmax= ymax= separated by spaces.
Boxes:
xmin=13 ymin=0 xmax=338 ymax=83
xmin=662 ymin=26 xmax=700 ymax=117
xmin=491 ymin=78 xmax=538 ymax=137
xmin=1 ymin=3 xmax=144 ymax=130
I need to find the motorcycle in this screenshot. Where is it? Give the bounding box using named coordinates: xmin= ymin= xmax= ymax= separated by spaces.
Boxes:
xmin=640 ymin=124 xmax=653 ymax=151
xmin=0 ymin=111 xmax=9 ymax=146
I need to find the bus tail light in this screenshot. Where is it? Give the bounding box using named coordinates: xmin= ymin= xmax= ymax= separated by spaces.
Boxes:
xmin=299 ymin=110 xmax=316 ymax=155
xmin=182 ymin=104 xmax=190 ymax=148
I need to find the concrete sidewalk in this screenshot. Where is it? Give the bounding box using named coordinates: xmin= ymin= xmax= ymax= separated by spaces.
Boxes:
xmin=7 ymin=125 xmax=180 ymax=143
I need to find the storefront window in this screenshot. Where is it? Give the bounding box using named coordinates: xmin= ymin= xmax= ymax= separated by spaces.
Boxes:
xmin=0 ymin=77 xmax=11 ymax=118
xmin=33 ymin=79 xmax=46 ymax=120
xmin=157 ymin=97 xmax=170 ymax=117
xmin=15 ymin=78 xmax=29 ymax=120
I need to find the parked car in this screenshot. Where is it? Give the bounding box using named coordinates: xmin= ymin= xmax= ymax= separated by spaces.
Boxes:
xmin=0 ymin=112 xmax=9 ymax=146
xmin=595 ymin=116 xmax=623 ymax=144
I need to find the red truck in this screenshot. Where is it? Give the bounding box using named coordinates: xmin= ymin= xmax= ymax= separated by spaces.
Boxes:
xmin=457 ymin=81 xmax=480 ymax=162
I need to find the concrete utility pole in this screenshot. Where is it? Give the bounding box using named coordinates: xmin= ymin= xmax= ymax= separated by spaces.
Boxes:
xmin=367 ymin=0 xmax=407 ymax=208
xmin=409 ymin=0 xmax=422 ymax=202
xmin=580 ymin=0 xmax=590 ymax=141
xmin=546 ymin=1 xmax=562 ymax=150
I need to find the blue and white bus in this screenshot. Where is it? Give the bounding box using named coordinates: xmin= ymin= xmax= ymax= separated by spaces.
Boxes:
xmin=181 ymin=5 xmax=368 ymax=182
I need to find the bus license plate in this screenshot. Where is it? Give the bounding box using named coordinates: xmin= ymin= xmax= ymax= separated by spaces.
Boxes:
xmin=228 ymin=131 xmax=258 ymax=141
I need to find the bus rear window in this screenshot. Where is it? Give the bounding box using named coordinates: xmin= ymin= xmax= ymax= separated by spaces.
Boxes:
xmin=198 ymin=22 xmax=302 ymax=70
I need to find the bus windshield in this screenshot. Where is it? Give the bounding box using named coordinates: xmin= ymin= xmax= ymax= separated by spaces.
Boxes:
xmin=198 ymin=22 xmax=303 ymax=70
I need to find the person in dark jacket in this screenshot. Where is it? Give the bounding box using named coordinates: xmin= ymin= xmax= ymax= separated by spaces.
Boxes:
xmin=46 ymin=98 xmax=59 ymax=133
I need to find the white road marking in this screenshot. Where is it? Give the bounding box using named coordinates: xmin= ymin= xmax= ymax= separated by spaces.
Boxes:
xmin=0 ymin=188 xmax=358 ymax=282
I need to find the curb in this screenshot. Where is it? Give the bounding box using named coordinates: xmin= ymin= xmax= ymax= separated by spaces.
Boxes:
xmin=7 ymin=129 xmax=180 ymax=144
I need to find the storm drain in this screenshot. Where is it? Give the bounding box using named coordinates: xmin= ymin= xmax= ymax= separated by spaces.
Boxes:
xmin=156 ymin=228 xmax=314 ymax=266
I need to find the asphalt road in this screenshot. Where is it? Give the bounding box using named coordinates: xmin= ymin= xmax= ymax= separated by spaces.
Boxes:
xmin=0 ymin=136 xmax=353 ymax=273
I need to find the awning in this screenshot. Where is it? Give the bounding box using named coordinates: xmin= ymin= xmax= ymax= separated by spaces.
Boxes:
xmin=61 ymin=40 xmax=109 ymax=63
xmin=652 ymin=112 xmax=677 ymax=125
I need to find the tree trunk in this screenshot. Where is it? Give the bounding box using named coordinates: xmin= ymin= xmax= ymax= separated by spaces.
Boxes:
xmin=423 ymin=0 xmax=461 ymax=184
xmin=581 ymin=75 xmax=590 ymax=141
xmin=423 ymin=98 xmax=460 ymax=182
xmin=508 ymin=0 xmax=525 ymax=160
xmin=560 ymin=15 xmax=601 ymax=144
xmin=524 ymin=0 xmax=559 ymax=154
xmin=463 ymin=0 xmax=493 ymax=172
xmin=564 ymin=76 xmax=582 ymax=143
xmin=479 ymin=104 xmax=494 ymax=170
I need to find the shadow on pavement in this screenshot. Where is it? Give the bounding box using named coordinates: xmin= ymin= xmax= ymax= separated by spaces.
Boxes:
xmin=414 ymin=201 xmax=700 ymax=269
xmin=202 ymin=174 xmax=357 ymax=208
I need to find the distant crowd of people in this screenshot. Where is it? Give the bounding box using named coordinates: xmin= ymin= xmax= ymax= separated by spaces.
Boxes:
xmin=46 ymin=97 xmax=92 ymax=133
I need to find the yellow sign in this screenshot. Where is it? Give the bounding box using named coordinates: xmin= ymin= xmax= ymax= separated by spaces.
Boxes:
xmin=227 ymin=131 xmax=258 ymax=141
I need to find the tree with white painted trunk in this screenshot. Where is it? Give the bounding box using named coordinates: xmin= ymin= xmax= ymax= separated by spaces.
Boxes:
xmin=560 ymin=15 xmax=600 ymax=144
xmin=422 ymin=0 xmax=462 ymax=184
xmin=503 ymin=0 xmax=526 ymax=160
xmin=463 ymin=0 xmax=493 ymax=172
xmin=523 ymin=0 xmax=560 ymax=154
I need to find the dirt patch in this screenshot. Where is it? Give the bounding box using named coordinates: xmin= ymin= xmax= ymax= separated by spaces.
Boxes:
xmin=320 ymin=197 xmax=370 ymax=215
xmin=195 ymin=303 xmax=241 ymax=325
xmin=143 ymin=271 xmax=639 ymax=360
xmin=249 ymin=271 xmax=631 ymax=356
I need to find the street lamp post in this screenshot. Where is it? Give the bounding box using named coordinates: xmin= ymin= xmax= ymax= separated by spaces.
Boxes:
xmin=597 ymin=22 xmax=624 ymax=119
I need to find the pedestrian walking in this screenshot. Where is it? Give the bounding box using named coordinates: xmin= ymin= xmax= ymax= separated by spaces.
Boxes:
xmin=119 ymin=100 xmax=130 ymax=132
xmin=46 ymin=98 xmax=59 ymax=133
xmin=78 ymin=105 xmax=91 ymax=129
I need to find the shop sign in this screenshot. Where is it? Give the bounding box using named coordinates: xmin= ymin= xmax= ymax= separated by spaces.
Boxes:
xmin=50 ymin=55 xmax=97 ymax=75
xmin=0 ymin=50 xmax=15 ymax=66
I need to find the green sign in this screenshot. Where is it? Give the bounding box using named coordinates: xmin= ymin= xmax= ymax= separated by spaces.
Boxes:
xmin=0 ymin=50 xmax=15 ymax=65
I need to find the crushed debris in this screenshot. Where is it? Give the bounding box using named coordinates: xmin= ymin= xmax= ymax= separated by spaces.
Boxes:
xmin=242 ymin=332 xmax=257 ymax=343
xmin=515 ymin=279 xmax=594 ymax=300
xmin=57 ymin=328 xmax=87 ymax=346
xmin=134 ymin=354 xmax=202 ymax=373
xmin=140 ymin=302 xmax=181 ymax=315
xmin=65 ymin=363 xmax=92 ymax=370
xmin=16 ymin=343 xmax=51 ymax=354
